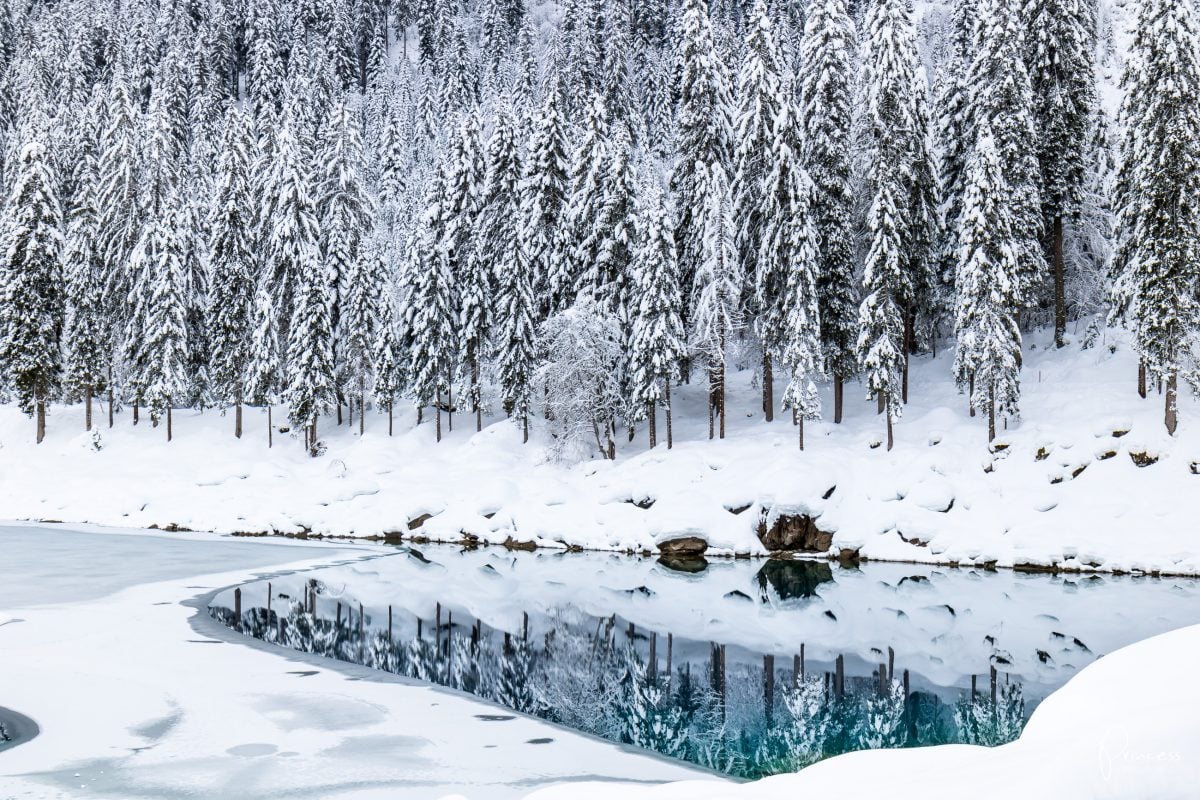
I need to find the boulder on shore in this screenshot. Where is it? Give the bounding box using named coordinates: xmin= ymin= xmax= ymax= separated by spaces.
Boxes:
xmin=756 ymin=510 xmax=833 ymax=553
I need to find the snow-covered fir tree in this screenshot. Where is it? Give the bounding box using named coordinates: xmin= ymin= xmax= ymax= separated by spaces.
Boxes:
xmin=0 ymin=135 xmax=63 ymax=443
xmin=1111 ymin=0 xmax=1200 ymax=435
xmin=953 ymin=125 xmax=1023 ymax=442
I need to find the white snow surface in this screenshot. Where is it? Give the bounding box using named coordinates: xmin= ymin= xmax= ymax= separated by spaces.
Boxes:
xmin=0 ymin=524 xmax=706 ymax=799
xmin=521 ymin=623 xmax=1200 ymax=800
xmin=0 ymin=328 xmax=1197 ymax=576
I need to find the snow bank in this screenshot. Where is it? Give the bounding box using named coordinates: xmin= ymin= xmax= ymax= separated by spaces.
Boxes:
xmin=1 ymin=327 xmax=1198 ymax=575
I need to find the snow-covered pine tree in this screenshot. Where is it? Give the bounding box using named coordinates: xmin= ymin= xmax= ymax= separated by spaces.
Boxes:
xmin=933 ymin=0 xmax=975 ymax=309
xmin=441 ymin=109 xmax=485 ymax=432
xmin=407 ymin=168 xmax=455 ymax=442
xmin=732 ymin=0 xmax=786 ymax=421
xmin=522 ymin=80 xmax=569 ymax=319
xmin=245 ymin=283 xmax=282 ymax=447
xmin=969 ymin=0 xmax=1044 ymax=309
xmin=689 ymin=161 xmax=742 ymax=440
xmin=1111 ymin=0 xmax=1200 ymax=435
xmin=552 ymin=95 xmax=609 ymax=315
xmin=760 ymin=103 xmax=823 ymax=450
xmin=953 ymin=125 xmax=1023 ymax=442
xmin=341 ymin=233 xmax=387 ymax=435
xmin=207 ymin=107 xmax=257 ymax=438
xmin=859 ymin=0 xmax=940 ymax=406
xmin=629 ymin=173 xmax=686 ymax=449
xmin=799 ymin=0 xmax=857 ymax=425
xmin=1025 ymin=0 xmax=1097 ymax=347
xmin=588 ymin=123 xmax=637 ymax=325
xmin=372 ymin=286 xmax=404 ymax=436
xmin=484 ymin=103 xmax=536 ymax=441
xmin=672 ymin=0 xmax=733 ymax=316
xmin=0 ymin=135 xmax=63 ymax=444
xmin=857 ymin=160 xmax=905 ymax=451
xmin=61 ymin=105 xmax=110 ymax=432
xmin=140 ymin=192 xmax=191 ymax=441
xmin=319 ymin=97 xmax=375 ymax=429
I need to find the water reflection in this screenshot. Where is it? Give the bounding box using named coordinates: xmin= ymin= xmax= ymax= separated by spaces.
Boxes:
xmin=212 ymin=582 xmax=1025 ymax=778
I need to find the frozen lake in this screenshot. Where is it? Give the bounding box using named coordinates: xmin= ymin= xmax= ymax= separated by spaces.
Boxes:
xmin=207 ymin=543 xmax=1200 ymax=778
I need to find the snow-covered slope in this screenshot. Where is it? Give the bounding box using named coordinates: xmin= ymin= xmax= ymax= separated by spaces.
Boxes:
xmin=1 ymin=326 xmax=1197 ymax=575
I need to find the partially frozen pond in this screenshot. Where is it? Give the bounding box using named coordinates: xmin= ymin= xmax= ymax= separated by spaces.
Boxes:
xmin=208 ymin=545 xmax=1200 ymax=778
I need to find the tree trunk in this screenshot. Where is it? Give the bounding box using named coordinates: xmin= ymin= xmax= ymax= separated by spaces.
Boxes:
xmin=762 ymin=350 xmax=773 ymax=422
xmin=607 ymin=420 xmax=616 ymax=460
xmin=268 ymin=405 xmax=273 ymax=448
xmin=877 ymin=392 xmax=884 ymax=415
xmin=988 ymin=384 xmax=996 ymax=442
xmin=522 ymin=414 xmax=529 ymax=444
xmin=666 ymin=379 xmax=674 ymax=450
xmin=718 ymin=362 xmax=726 ymax=440
xmin=133 ymin=398 xmax=139 ymax=425
xmin=388 ymin=401 xmax=394 ymax=436
xmin=1053 ymin=214 xmax=1066 ymax=348
xmin=167 ymin=406 xmax=173 ymax=442
xmin=885 ymin=398 xmax=894 ymax=451
xmin=834 ymin=375 xmax=843 ymax=424
xmin=435 ymin=390 xmax=443 ymax=443
xmin=235 ymin=386 xmax=243 ymax=439
xmin=35 ymin=395 xmax=45 ymax=444
xmin=337 ymin=401 xmax=343 ymax=426
xmin=648 ymin=400 xmax=657 ymax=448
xmin=969 ymin=372 xmax=976 ymax=417
xmin=707 ymin=389 xmax=714 ymax=440
xmin=85 ymin=386 xmax=93 ymax=432
xmin=1166 ymin=371 xmax=1179 ymax=435
xmin=902 ymin=309 xmax=913 ymax=404
xmin=310 ymin=418 xmax=318 ymax=455
xmin=447 ymin=383 xmax=453 ymax=433
xmin=107 ymin=383 xmax=114 ymax=429
xmin=473 ymin=358 xmax=482 ymax=432
xmin=359 ymin=378 xmax=365 ymax=437
xmin=1138 ymin=360 xmax=1147 ymax=399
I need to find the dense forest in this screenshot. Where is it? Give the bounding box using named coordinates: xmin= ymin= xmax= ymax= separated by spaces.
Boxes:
xmin=0 ymin=0 xmax=1191 ymax=458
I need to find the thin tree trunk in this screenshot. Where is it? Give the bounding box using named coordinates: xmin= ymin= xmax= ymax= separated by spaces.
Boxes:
xmin=522 ymin=414 xmax=529 ymax=444
xmin=235 ymin=385 xmax=243 ymax=439
xmin=1138 ymin=360 xmax=1147 ymax=399
xmin=834 ymin=375 xmax=843 ymax=424
xmin=310 ymin=418 xmax=318 ymax=454
xmin=337 ymin=401 xmax=343 ymax=426
xmin=1053 ymin=215 xmax=1066 ymax=348
xmin=902 ymin=309 xmax=912 ymax=404
xmin=473 ymin=358 xmax=482 ymax=432
xmin=107 ymin=382 xmax=113 ymax=429
xmin=885 ymin=397 xmax=894 ymax=451
xmin=359 ymin=378 xmax=365 ymax=437
xmin=435 ymin=390 xmax=442 ymax=443
xmin=707 ymin=385 xmax=714 ymax=440
xmin=1166 ymin=371 xmax=1179 ymax=435
xmin=718 ymin=362 xmax=726 ymax=440
xmin=133 ymin=398 xmax=139 ymax=425
xmin=36 ymin=395 xmax=45 ymax=444
xmin=167 ymin=406 xmax=173 ymax=442
xmin=85 ymin=386 xmax=93 ymax=432
xmin=969 ymin=372 xmax=976 ymax=417
xmin=988 ymin=384 xmax=996 ymax=442
xmin=648 ymin=400 xmax=657 ymax=448
xmin=666 ymin=378 xmax=674 ymax=450
xmin=799 ymin=416 xmax=804 ymax=451
xmin=762 ymin=350 xmax=773 ymax=422
xmin=877 ymin=392 xmax=885 ymax=414
xmin=268 ymin=405 xmax=273 ymax=448
xmin=607 ymin=420 xmax=616 ymax=460
xmin=447 ymin=383 xmax=452 ymax=433
xmin=388 ymin=401 xmax=394 ymax=436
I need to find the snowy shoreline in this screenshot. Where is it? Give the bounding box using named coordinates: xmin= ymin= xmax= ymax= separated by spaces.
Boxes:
xmin=2 ymin=330 xmax=1199 ymax=579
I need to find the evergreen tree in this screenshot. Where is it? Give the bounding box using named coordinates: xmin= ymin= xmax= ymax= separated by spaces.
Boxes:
xmin=1025 ymin=0 xmax=1097 ymax=347
xmin=629 ymin=174 xmax=686 ymax=449
xmin=523 ymin=83 xmax=569 ymax=318
xmin=953 ymin=126 xmax=1023 ymax=442
xmin=245 ymin=283 xmax=283 ymax=446
xmin=553 ymin=95 xmax=609 ymax=314
xmin=689 ymin=161 xmax=741 ymax=440
xmin=969 ymin=0 xmax=1044 ymax=308
xmin=1110 ymin=0 xmax=1200 ymax=435
xmin=140 ymin=193 xmax=191 ymax=441
xmin=372 ymin=289 xmax=404 ymax=436
xmin=799 ymin=0 xmax=857 ymax=424
xmin=0 ymin=138 xmax=63 ymax=443
xmin=671 ymin=0 xmax=733 ymax=311
xmin=760 ymin=104 xmax=823 ymax=449
xmin=732 ymin=0 xmax=786 ymax=420
xmin=207 ymin=108 xmax=257 ymax=438
xmin=62 ymin=111 xmax=110 ymax=431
